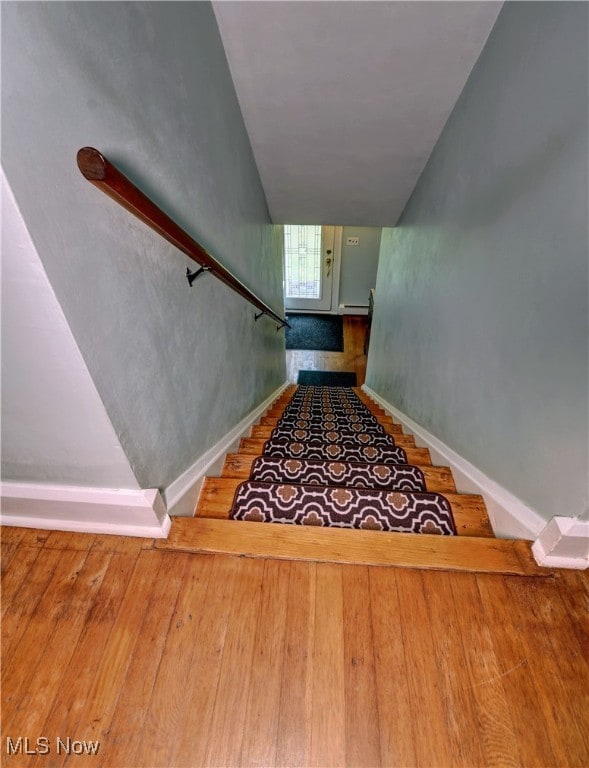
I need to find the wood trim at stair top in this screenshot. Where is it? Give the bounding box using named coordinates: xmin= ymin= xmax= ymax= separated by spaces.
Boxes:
xmin=154 ymin=517 xmax=550 ymax=576
xmin=196 ymin=477 xmax=493 ymax=538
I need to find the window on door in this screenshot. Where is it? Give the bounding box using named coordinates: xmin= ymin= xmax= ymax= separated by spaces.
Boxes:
xmin=283 ymin=225 xmax=322 ymax=299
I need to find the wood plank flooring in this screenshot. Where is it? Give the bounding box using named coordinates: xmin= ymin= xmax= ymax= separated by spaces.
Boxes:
xmin=2 ymin=526 xmax=588 ymax=767
xmin=286 ymin=315 xmax=368 ymax=385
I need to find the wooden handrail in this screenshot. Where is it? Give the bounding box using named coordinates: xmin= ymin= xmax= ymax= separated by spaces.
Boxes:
xmin=76 ymin=147 xmax=288 ymax=328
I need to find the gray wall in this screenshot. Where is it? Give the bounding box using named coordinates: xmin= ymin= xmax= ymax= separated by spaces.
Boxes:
xmin=367 ymin=2 xmax=588 ymax=523
xmin=339 ymin=227 xmax=381 ymax=308
xmin=1 ymin=1 xmax=285 ymax=490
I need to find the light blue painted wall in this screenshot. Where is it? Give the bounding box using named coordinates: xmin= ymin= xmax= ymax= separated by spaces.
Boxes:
xmin=1 ymin=1 xmax=285 ymax=490
xmin=367 ymin=2 xmax=588 ymax=523
xmin=339 ymin=227 xmax=381 ymax=307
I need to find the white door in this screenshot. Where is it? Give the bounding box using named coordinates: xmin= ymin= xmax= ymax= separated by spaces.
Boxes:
xmin=283 ymin=225 xmax=335 ymax=311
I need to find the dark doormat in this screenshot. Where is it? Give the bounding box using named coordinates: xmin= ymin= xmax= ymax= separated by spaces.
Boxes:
xmin=297 ymin=371 xmax=357 ymax=386
xmin=285 ymin=313 xmax=344 ymax=351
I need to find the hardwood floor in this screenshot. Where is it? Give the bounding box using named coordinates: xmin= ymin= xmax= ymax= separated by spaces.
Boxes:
xmin=2 ymin=525 xmax=588 ymax=767
xmin=286 ymin=315 xmax=368 ymax=385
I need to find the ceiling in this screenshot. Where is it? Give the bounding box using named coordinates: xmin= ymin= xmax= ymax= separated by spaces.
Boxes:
xmin=213 ymin=1 xmax=502 ymax=226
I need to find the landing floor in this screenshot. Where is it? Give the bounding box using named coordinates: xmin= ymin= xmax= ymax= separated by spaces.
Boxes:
xmin=286 ymin=314 xmax=368 ymax=385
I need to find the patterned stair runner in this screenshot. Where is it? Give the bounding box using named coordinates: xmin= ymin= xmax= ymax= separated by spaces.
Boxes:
xmin=268 ymin=426 xmax=396 ymax=446
xmin=262 ymin=438 xmax=408 ymax=464
xmin=278 ymin=413 xmax=382 ymax=429
xmin=281 ymin=405 xmax=373 ymax=419
xmin=230 ymin=386 xmax=457 ymax=535
xmin=230 ymin=482 xmax=457 ymax=535
xmin=250 ymin=456 xmax=427 ymax=491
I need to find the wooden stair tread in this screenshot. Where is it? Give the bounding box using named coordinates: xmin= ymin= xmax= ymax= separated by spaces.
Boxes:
xmin=238 ymin=438 xmax=432 ymax=466
xmin=155 ymin=517 xmax=549 ymax=576
xmin=250 ymin=424 xmax=416 ymax=449
xmin=259 ymin=415 xmax=404 ymax=436
xmin=266 ymin=402 xmax=390 ymax=420
xmin=196 ymin=477 xmax=494 ymax=538
xmin=267 ymin=401 xmax=390 ymax=414
xmin=221 ymin=453 xmax=457 ymax=492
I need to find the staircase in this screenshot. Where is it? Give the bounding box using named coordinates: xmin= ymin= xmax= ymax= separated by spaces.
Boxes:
xmin=156 ymin=385 xmax=547 ymax=575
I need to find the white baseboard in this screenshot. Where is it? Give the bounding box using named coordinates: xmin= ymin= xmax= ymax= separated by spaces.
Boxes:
xmin=532 ymin=517 xmax=589 ymax=569
xmin=362 ymin=385 xmax=547 ymax=540
xmin=286 ymin=310 xmax=339 ymax=315
xmin=338 ymin=304 xmax=369 ymax=316
xmin=164 ymin=381 xmax=290 ymax=517
xmin=0 ymin=483 xmax=171 ymax=538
